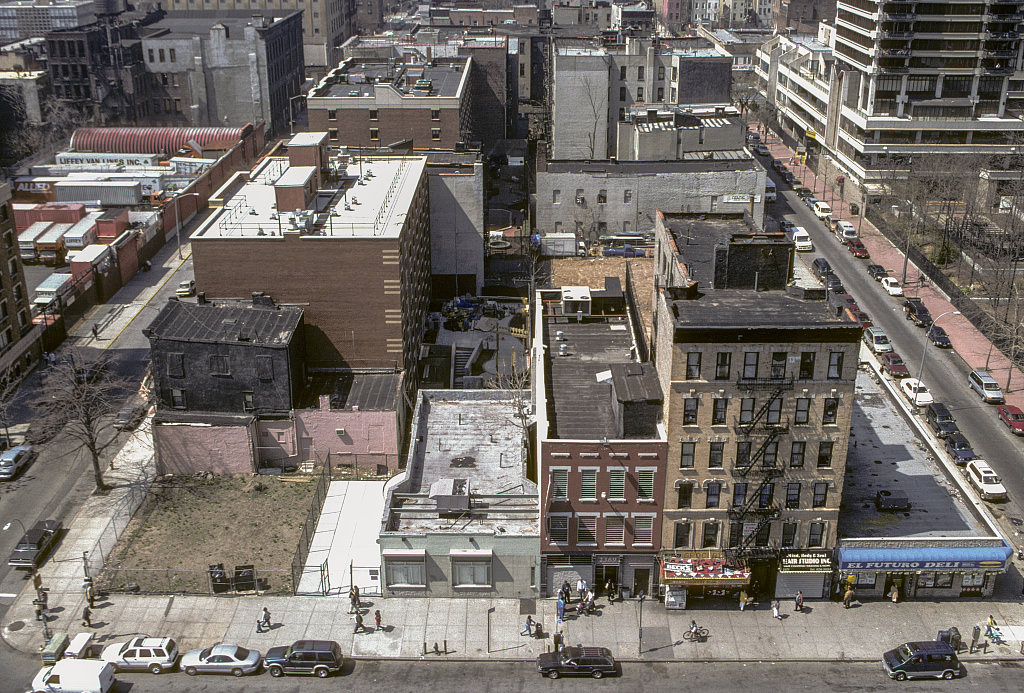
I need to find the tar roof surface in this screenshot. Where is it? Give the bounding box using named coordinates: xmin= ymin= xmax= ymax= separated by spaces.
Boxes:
xmin=302 ymin=371 xmax=400 ymax=410
xmin=144 ymin=299 xmax=302 ymax=346
xmin=320 ymin=61 xmax=467 ymax=98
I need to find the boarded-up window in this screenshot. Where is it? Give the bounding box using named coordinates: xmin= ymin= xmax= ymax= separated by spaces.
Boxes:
xmin=256 ymin=356 xmax=274 ymax=380
xmin=168 ymin=353 xmax=184 ymax=378
xmin=210 ymin=355 xmax=229 ymax=375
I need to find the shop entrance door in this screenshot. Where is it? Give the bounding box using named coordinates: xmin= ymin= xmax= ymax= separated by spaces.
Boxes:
xmin=884 ymin=574 xmax=906 ymax=601
xmin=632 ymin=568 xmax=651 ymax=598
xmin=594 ymin=566 xmax=619 ymax=596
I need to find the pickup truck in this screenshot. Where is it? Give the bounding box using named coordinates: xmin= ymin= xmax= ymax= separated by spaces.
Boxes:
xmin=903 ymin=297 xmax=933 ymax=327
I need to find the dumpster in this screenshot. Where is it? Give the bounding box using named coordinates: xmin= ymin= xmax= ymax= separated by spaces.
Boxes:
xmin=209 ymin=563 xmax=230 ymax=593
xmin=938 ymin=626 xmax=961 ymax=652
xmin=233 ymin=564 xmax=256 ymax=592
xmin=41 ymin=632 xmax=69 ymax=664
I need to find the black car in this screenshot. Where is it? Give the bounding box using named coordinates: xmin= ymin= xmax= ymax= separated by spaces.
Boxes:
xmin=927 ymin=325 xmax=952 ymax=348
xmin=537 ymin=647 xmax=617 ymax=679
xmin=264 ymin=641 xmax=342 ymax=678
xmin=784 ymin=171 xmax=798 ymax=185
xmin=825 ymin=276 xmax=846 ymax=294
xmin=865 ymin=264 xmax=888 ymax=281
xmin=903 ymin=298 xmax=933 ymax=327
xmin=944 ymin=433 xmax=976 ymax=466
xmin=779 ymin=220 xmax=796 ymax=233
xmin=7 ymin=519 xmax=62 ymax=569
xmin=925 ymin=403 xmax=959 ymax=438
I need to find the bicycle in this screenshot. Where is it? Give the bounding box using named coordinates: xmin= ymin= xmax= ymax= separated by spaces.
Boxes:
xmin=683 ymin=626 xmax=709 ymax=642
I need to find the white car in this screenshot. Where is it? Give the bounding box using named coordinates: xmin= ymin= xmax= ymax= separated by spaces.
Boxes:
xmin=965 ymin=460 xmax=1007 ymax=501
xmin=900 ymin=378 xmax=934 ymax=407
xmin=101 ymin=637 xmax=179 ymax=674
xmin=176 ymin=279 xmax=196 ymax=297
xmin=881 ymin=277 xmax=903 ymax=296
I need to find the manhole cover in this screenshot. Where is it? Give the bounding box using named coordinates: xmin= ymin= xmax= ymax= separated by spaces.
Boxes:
xmin=6 ymin=620 xmax=25 ymax=632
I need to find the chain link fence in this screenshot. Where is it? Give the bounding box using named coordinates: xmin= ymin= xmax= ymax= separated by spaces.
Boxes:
xmin=86 ymin=471 xmax=155 ymax=585
xmin=290 ymin=461 xmax=333 ymax=593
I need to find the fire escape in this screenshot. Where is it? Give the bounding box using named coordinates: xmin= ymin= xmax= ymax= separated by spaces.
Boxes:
xmin=724 ymin=373 xmax=792 ymax=561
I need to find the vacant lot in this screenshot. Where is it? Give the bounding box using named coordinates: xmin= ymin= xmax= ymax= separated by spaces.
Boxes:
xmin=101 ymin=475 xmax=318 ymax=595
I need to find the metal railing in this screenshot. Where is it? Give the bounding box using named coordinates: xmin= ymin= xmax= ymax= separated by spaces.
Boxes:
xmin=85 ymin=470 xmax=155 ymax=584
xmin=290 ymin=461 xmax=333 ymax=594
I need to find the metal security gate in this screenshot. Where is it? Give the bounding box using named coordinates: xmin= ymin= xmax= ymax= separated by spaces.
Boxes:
xmin=775 ymin=571 xmax=827 ymax=599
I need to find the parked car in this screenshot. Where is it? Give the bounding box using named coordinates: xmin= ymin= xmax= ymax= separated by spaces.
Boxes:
xmin=880 ymin=352 xmax=910 ymax=377
xmin=264 ymin=640 xmax=343 ymax=678
xmin=834 ymin=220 xmax=858 ymax=240
xmin=181 ymin=643 xmax=262 ymax=677
xmin=791 ymin=229 xmax=813 ymax=251
xmin=536 ymin=646 xmax=618 ymax=679
xmin=101 ymin=637 xmax=179 ymax=674
xmin=793 ymin=186 xmax=812 ymax=198
xmin=903 ymin=297 xmax=933 ymax=327
xmin=772 ymin=159 xmax=788 ymax=172
xmin=746 ymin=131 xmax=760 ymax=143
xmin=850 ymin=309 xmax=873 ymax=329
xmin=8 ymin=519 xmax=61 ymax=569
xmin=883 ymin=641 xmax=960 ymax=681
xmin=803 ymin=195 xmax=819 ymax=209
xmin=754 ymin=143 xmax=769 ymax=156
xmin=997 ymin=405 xmax=1024 ymax=435
xmin=926 ymin=325 xmax=952 ymax=348
xmin=779 ymin=219 xmax=796 ymax=233
xmin=944 ymin=433 xmax=977 ymax=465
xmin=866 ymin=264 xmax=888 ymax=281
xmin=784 ymin=171 xmax=798 ymax=185
xmin=900 ymin=378 xmax=933 ymax=407
xmin=825 ymin=276 xmax=846 ymax=294
xmin=176 ymin=279 xmax=196 ymax=297
xmin=846 ymin=239 xmax=870 ymax=258
xmin=812 ymin=201 xmax=833 ymax=219
xmin=881 ymin=277 xmax=903 ymax=296
xmin=965 ymin=459 xmax=1007 ymax=501
xmin=925 ymin=403 xmax=959 ymax=438
xmin=113 ymin=403 xmax=146 ymax=431
xmin=0 ymin=445 xmax=35 ymax=480
xmin=968 ymin=369 xmax=1005 ymax=404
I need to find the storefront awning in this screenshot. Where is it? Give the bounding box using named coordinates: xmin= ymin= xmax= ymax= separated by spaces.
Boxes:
xmin=838 ymin=545 xmax=1012 ymax=572
xmin=661 ymin=555 xmax=751 ymax=585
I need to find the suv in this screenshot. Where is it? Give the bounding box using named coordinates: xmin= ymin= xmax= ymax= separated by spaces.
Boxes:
xmin=863 ymin=326 xmax=893 ymax=354
xmin=903 ymin=298 xmax=933 ymax=327
xmin=944 ymin=433 xmax=976 ymax=465
xmin=883 ymin=641 xmax=959 ymax=681
xmin=101 ymin=637 xmax=179 ymax=674
xmin=264 ymin=640 xmax=343 ymax=678
xmin=924 ymin=403 xmax=959 ymax=438
xmin=968 ymin=369 xmax=1005 ymax=404
xmin=965 ymin=459 xmax=1007 ymax=501
xmin=811 ymin=257 xmax=832 ymax=282
xmin=537 ymin=646 xmax=617 ymax=679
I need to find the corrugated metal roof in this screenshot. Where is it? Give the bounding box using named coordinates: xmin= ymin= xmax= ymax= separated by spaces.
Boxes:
xmin=69 ymin=127 xmax=248 ymax=155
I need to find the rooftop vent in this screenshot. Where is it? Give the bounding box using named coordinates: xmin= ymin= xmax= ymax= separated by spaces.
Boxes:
xmin=429 ymin=477 xmax=470 ymax=512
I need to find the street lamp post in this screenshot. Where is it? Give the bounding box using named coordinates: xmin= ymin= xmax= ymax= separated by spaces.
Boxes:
xmin=172 ymin=192 xmax=202 ymax=260
xmin=914 ymin=311 xmax=961 ymax=404
xmin=2 ymin=518 xmax=26 ymax=536
xmin=637 ymin=590 xmax=646 ymax=656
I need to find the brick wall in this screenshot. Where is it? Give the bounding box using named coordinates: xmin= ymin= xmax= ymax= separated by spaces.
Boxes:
xmin=153 ymin=419 xmax=256 ymax=474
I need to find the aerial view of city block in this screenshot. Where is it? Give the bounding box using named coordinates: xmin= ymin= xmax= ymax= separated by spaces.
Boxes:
xmin=2 ymin=0 xmax=1024 ymax=689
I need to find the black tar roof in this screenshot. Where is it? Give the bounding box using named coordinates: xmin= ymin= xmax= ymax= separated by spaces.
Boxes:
xmin=301 ymin=371 xmax=401 ymax=411
xmin=143 ymin=299 xmax=302 ymax=346
xmin=610 ymin=363 xmax=661 ymax=402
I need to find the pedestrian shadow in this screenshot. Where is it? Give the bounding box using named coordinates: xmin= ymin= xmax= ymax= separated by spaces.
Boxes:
xmin=46 ymin=607 xmax=65 ymax=615
xmin=487 ymin=643 xmax=526 ymax=653
xmin=798 ymin=606 xmax=814 ymax=615
xmin=375 ymin=625 xmax=395 ymax=633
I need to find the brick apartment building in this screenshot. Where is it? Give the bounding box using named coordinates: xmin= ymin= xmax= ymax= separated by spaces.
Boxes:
xmin=534 ymin=279 xmax=668 ymax=598
xmin=0 ymin=180 xmax=40 ymax=382
xmin=652 ymin=212 xmax=860 ymax=605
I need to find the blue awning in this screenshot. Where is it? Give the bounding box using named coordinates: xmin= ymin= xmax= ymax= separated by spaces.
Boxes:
xmin=838 ymin=545 xmax=1012 ymax=572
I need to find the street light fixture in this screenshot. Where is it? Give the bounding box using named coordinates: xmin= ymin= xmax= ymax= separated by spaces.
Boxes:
xmin=2 ymin=519 xmax=26 ymax=536
xmin=637 ymin=590 xmax=646 ymax=656
xmin=914 ymin=311 xmax=961 ymax=403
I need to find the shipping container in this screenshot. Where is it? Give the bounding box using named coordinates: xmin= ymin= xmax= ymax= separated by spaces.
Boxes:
xmin=34 ymin=222 xmax=72 ymax=266
xmin=11 ymin=177 xmax=61 ymax=201
xmin=53 ymin=180 xmax=142 ymax=207
xmin=29 ymin=163 xmax=124 ymax=176
xmin=62 ymin=212 xmax=103 ymax=250
xmin=13 ymin=203 xmax=42 ymax=230
xmin=18 ymin=222 xmax=51 ymax=262
xmin=33 ymin=272 xmax=75 ymax=308
xmin=34 ymin=203 xmax=87 ymax=225
xmin=65 ymin=172 xmax=165 ymax=197
xmin=56 ymin=151 xmax=160 ymax=167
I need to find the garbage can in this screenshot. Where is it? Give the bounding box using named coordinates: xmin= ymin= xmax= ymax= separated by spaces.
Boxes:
xmin=233 ymin=564 xmax=256 ymax=592
xmin=850 ymin=203 xmax=860 ymax=216
xmin=209 ymin=563 xmax=230 ymax=593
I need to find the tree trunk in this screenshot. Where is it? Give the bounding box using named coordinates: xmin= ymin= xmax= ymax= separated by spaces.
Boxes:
xmin=89 ymin=446 xmax=108 ymax=491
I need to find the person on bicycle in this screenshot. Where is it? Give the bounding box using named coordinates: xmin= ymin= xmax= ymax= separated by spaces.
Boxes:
xmin=690 ymin=620 xmax=699 ymax=636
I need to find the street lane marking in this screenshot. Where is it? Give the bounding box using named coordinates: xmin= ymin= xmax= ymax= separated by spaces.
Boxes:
xmin=0 ymin=592 xmax=19 ymax=598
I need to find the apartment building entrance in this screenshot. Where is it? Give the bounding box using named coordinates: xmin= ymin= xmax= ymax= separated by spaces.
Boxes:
xmin=594 ymin=565 xmax=618 ymax=597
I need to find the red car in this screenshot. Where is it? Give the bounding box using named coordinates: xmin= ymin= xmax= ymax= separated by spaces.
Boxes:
xmin=880 ymin=352 xmax=910 ymax=378
xmin=851 ymin=310 xmax=873 ymax=329
xmin=846 ymin=239 xmax=870 ymax=258
xmin=997 ymin=405 xmax=1024 ymax=435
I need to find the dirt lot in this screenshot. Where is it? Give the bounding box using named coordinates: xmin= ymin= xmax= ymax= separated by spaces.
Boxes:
xmin=101 ymin=475 xmax=319 ymax=595
xmin=549 ymin=257 xmax=654 ymax=343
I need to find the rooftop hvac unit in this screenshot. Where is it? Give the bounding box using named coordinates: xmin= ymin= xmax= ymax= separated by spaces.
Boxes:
xmin=429 ymin=478 xmax=470 ymax=512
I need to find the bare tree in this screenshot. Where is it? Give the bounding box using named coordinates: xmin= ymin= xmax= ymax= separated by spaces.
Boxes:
xmin=579 ymin=74 xmax=607 ymax=160
xmin=34 ymin=351 xmax=127 ymax=492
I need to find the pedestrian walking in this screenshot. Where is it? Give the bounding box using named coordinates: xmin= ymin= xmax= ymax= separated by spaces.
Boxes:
xmin=374 ymin=609 xmax=382 ymax=631
xmin=353 ymin=585 xmax=360 ymax=603
xmin=91 ymin=324 xmax=100 ymax=340
xmin=261 ymin=607 xmax=271 ymax=630
xmin=354 ymin=612 xmax=364 ymax=633
xmin=576 ymin=578 xmax=584 ymax=603
xmin=521 ymin=615 xmax=534 ymax=636
xmin=561 ymin=581 xmax=571 ymax=603
xmin=556 ymin=596 xmax=565 ymax=623
xmin=82 ymin=606 xmax=92 ymax=628
xmin=890 ymin=587 xmax=899 ymax=603
xmin=795 ymin=591 xmax=804 ymax=613
xmin=772 ymin=600 xmax=781 ymax=620
xmin=739 ymin=589 xmax=748 ymax=612
xmin=86 ymin=582 xmax=95 ymax=608
xmin=985 ymin=615 xmax=997 ymax=637
xmin=843 ymin=588 xmax=854 ymax=609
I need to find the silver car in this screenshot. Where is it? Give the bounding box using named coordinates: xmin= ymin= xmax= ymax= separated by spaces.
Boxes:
xmin=0 ymin=445 xmax=35 ymax=480
xmin=181 ymin=643 xmax=262 ymax=677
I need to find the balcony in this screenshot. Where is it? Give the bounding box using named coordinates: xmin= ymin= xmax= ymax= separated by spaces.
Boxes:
xmin=882 ymin=48 xmax=911 ymax=56
xmin=986 ymin=48 xmax=1018 ymax=57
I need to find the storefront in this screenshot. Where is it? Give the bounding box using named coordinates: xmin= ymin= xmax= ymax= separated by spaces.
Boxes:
xmin=775 ymin=550 xmax=832 ymax=599
xmin=836 ymin=543 xmax=1013 ymax=601
xmin=660 ymin=552 xmax=751 ymax=610
xmin=544 ymin=554 xmax=658 ymax=598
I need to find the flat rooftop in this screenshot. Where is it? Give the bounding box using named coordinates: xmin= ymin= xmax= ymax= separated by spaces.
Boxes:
xmin=140 ymin=12 xmax=300 ymax=39
xmin=839 ymin=369 xmax=989 ymax=538
xmin=143 ymin=298 xmax=302 ymax=346
xmin=543 ymin=156 xmax=758 ymax=173
xmin=301 ymin=371 xmax=401 ymax=411
xmin=388 ymin=391 xmax=538 ymax=535
xmin=194 ymin=154 xmax=427 ymax=240
xmin=315 ymin=58 xmax=468 ymax=98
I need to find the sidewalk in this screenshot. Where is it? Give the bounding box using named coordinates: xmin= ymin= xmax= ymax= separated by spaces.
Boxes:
xmin=761 ymin=130 xmax=1024 ymax=408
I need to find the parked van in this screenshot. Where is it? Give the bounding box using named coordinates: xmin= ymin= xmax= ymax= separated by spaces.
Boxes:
xmin=834 ymin=220 xmax=858 ymax=240
xmin=967 ymin=369 xmax=1005 ymax=404
xmin=882 ymin=641 xmax=959 ymax=681
xmin=791 ymin=227 xmax=813 ymax=251
xmin=864 ymin=326 xmax=893 ymax=353
xmin=812 ymin=201 xmax=833 ymax=220
xmin=765 ymin=179 xmax=777 ymax=203
xmin=31 ymin=658 xmax=117 ymax=693
xmin=811 ymin=257 xmax=832 ymax=281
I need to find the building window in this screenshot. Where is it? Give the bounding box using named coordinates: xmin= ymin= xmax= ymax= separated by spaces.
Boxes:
xmin=597 ymin=189 xmax=607 ymax=203
xmin=169 ymin=48 xmax=176 ymax=62
xmin=210 ymin=355 xmax=230 ymax=375
xmin=431 ymin=129 xmax=441 ymax=140
xmin=608 ymin=469 xmax=625 ymax=500
xmin=742 ymin=351 xmax=758 ymax=379
xmin=657 ymin=87 xmax=664 ymax=100
xmin=636 ymin=87 xmax=644 ymax=100
xmin=548 ymin=516 xmax=569 ymax=543
xmin=624 ymin=189 xmax=632 ymax=203
xmin=817 ymin=441 xmax=834 ymax=468
xmin=708 ymin=442 xmax=724 ymax=468
xmin=807 ymin=521 xmax=825 ymax=547
xmin=736 ymin=441 xmax=751 ymax=467
xmin=766 ymin=398 xmax=782 ymax=424
xmin=786 ymin=482 xmax=801 ymax=509
xmin=671 ymin=87 xmax=677 ymax=101
xmin=799 ymin=352 xmax=815 ymax=379
xmin=551 ymin=469 xmax=568 ymax=499
xmin=328 ymin=109 xmax=337 ymax=120
xmin=580 ymin=469 xmax=597 ymax=500
xmin=686 ymin=351 xmax=701 ymax=379
xmin=328 ymin=129 xmax=338 ymax=140
xmin=619 ymin=86 xmax=627 ymax=101
xmin=795 ymin=398 xmax=810 ymax=424
xmin=732 ymin=482 xmax=747 ymax=507
xmin=605 ymin=515 xmax=625 ymax=544
xmin=762 ymin=441 xmax=778 ymax=467
xmin=159 ymin=48 xmax=165 ymax=62
xmin=370 ymin=128 xmax=379 ymax=140
xmin=673 ymin=521 xmax=691 ymax=548
xmin=728 ymin=522 xmax=743 ymax=547
xmin=812 ymin=482 xmax=828 ymax=508
xmin=148 ymin=48 xmax=154 ymax=62
xmin=827 ymin=352 xmax=844 ymax=379
xmin=770 ymin=352 xmax=787 ymax=379
xmin=243 ymin=392 xmax=254 ymax=411
xmin=171 ymin=388 xmax=185 ymax=408
xmin=385 ymin=559 xmax=425 ymax=587
xmin=712 ymin=398 xmax=728 ymax=425
xmin=755 ymin=523 xmax=771 ymax=547
xmin=715 ymin=352 xmax=731 ymax=380
xmin=683 ymin=397 xmax=698 ymax=424
xmin=706 ymin=482 xmax=721 ymax=508
xmin=173 ymin=98 xmax=181 ymax=113
xmin=739 ymin=398 xmax=754 ymax=423
xmin=637 ymin=470 xmax=654 ymax=499
xmin=672 ymin=66 xmax=678 ymax=80
xmin=637 ymin=65 xmax=645 ymax=79
xmin=823 ymin=398 xmax=839 ymax=424
xmin=677 ymin=483 xmax=693 ymax=508
xmin=658 ymin=65 xmax=665 ymax=79
xmin=790 ymin=441 xmax=805 ymax=468
xmin=679 ymin=442 xmax=695 ymax=468
xmin=781 ymin=522 xmax=797 ymax=547
xmin=633 ymin=517 xmax=653 ymax=545
xmin=577 ymin=516 xmax=597 ymax=544
xmin=619 ymin=65 xmax=626 ymax=80
xmin=553 ymin=189 xmax=561 ymax=204
xmin=758 ymin=483 xmax=774 ymax=508
xmin=702 ymin=521 xmax=719 ymax=548
xmin=452 ymin=560 xmax=490 ymax=587
xmin=431 ymin=109 xmax=440 ymax=120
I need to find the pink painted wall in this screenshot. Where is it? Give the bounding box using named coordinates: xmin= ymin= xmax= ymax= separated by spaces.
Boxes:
xmin=255 ymin=420 xmax=297 ymax=463
xmin=153 ymin=421 xmax=256 ymax=475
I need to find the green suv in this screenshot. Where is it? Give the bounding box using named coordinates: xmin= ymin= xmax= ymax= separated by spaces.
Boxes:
xmin=264 ymin=640 xmax=343 ymax=678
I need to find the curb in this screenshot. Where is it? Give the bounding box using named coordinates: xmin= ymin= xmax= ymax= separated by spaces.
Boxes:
xmin=342 ymin=654 xmax=1020 ymax=664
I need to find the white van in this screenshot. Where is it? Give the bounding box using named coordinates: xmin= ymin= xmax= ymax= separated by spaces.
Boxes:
xmin=834 ymin=220 xmax=857 ymax=240
xmin=31 ymin=659 xmax=117 ymax=693
xmin=813 ymin=201 xmax=833 ymax=220
xmin=791 ymin=227 xmax=813 ymax=251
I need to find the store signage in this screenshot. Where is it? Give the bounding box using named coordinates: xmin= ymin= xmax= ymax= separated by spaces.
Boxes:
xmin=840 ymin=559 xmax=1005 ymax=570
xmin=780 ymin=550 xmax=832 ymax=572
xmin=14 ymin=180 xmax=51 ymax=194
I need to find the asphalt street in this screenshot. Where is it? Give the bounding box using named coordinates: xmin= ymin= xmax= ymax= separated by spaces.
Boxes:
xmin=766 ymin=162 xmax=1024 ymax=532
